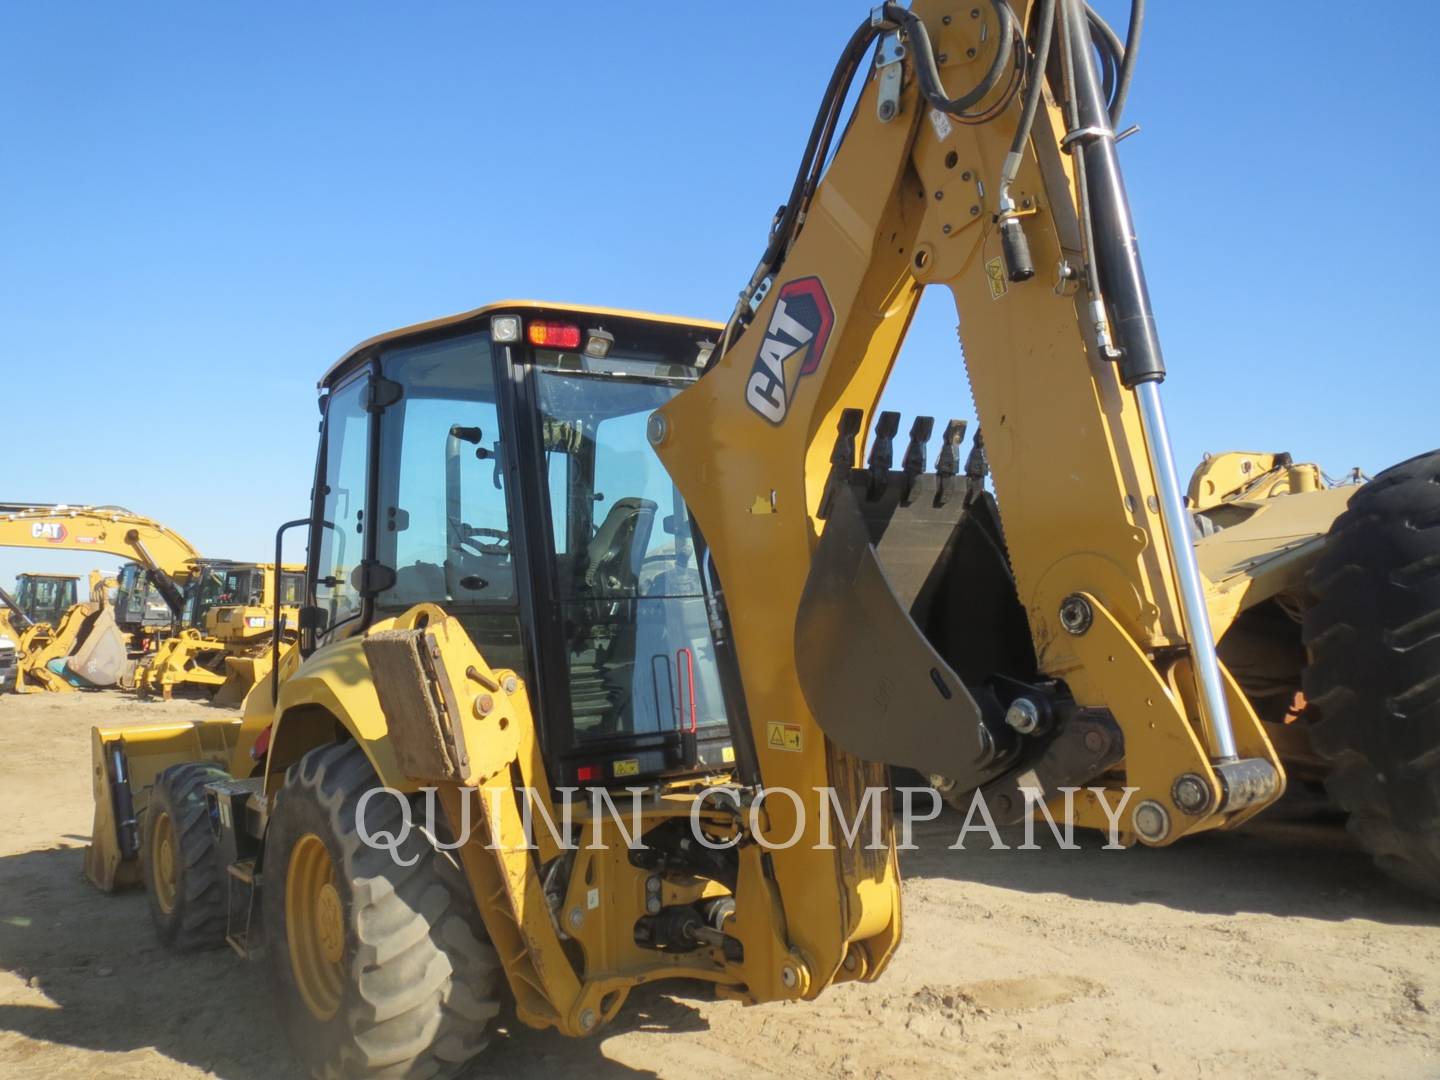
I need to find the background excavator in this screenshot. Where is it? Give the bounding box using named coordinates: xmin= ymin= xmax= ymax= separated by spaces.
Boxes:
xmin=0 ymin=507 xmax=302 ymax=701
xmin=79 ymin=2 xmax=1437 ymax=1077
xmin=0 ymin=505 xmax=195 ymax=692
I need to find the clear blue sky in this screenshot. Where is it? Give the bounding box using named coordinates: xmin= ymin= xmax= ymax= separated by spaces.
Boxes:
xmin=3 ymin=3 xmax=1436 ymax=589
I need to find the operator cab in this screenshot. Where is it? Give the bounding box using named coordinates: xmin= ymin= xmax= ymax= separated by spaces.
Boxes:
xmin=114 ymin=562 xmax=176 ymax=632
xmin=15 ymin=572 xmax=79 ymax=625
xmin=306 ymin=303 xmax=734 ymax=785
xmin=182 ymin=562 xmax=303 ymax=633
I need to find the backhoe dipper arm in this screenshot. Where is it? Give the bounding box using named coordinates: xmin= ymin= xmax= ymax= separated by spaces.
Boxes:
xmin=0 ymin=584 xmax=34 ymax=629
xmin=0 ymin=505 xmax=198 ymax=617
xmin=654 ymin=0 xmax=1282 ymax=974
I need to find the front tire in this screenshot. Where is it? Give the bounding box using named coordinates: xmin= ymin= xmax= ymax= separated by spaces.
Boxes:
xmin=140 ymin=762 xmax=231 ymax=951
xmin=262 ymin=740 xmax=501 ymax=1079
xmin=1303 ymin=449 xmax=1440 ymax=898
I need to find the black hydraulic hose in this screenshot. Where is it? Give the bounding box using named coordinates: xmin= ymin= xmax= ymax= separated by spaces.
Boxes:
xmin=1005 ymin=0 xmax=1057 ymax=171
xmin=763 ymin=17 xmax=878 ymax=273
xmin=1110 ymin=0 xmax=1144 ymax=124
xmin=883 ymin=1 xmax=1019 ymax=118
xmin=719 ymin=14 xmax=879 ymax=356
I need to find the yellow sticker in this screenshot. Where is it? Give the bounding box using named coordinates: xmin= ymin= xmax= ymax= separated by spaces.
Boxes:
xmin=985 ymin=256 xmax=1008 ymax=300
xmin=613 ymin=758 xmax=639 ymax=777
xmin=721 ymin=745 xmax=736 ymax=764
xmin=766 ymin=722 xmax=803 ymax=752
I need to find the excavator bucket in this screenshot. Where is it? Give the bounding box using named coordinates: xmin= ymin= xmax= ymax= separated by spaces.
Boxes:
xmin=16 ymin=602 xmax=130 ymax=693
xmin=85 ymin=717 xmax=241 ymax=891
xmin=64 ymin=605 xmax=128 ymax=687
xmin=210 ymin=651 xmax=272 ymax=708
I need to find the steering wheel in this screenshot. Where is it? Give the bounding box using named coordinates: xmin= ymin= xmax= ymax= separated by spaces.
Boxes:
xmin=457 ymin=526 xmax=511 ymax=558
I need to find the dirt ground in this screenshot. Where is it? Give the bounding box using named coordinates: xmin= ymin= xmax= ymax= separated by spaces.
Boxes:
xmin=0 ymin=692 xmax=1437 ymax=1080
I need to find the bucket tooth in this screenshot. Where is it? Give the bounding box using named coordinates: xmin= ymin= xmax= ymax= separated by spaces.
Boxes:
xmin=866 ymin=411 xmax=900 ymax=499
xmin=934 ymin=419 xmax=968 ymax=506
xmin=819 ymin=409 xmax=864 ymax=520
xmin=901 ymin=416 xmax=934 ymax=506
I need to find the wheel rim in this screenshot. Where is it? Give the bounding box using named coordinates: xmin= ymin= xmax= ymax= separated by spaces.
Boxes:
xmin=286 ymin=832 xmax=345 ymax=1021
xmin=150 ymin=810 xmax=177 ymax=914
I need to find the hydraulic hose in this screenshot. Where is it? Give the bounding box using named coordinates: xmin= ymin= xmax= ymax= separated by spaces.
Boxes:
xmin=882 ymin=1 xmax=1020 ymax=118
xmin=1109 ymin=0 xmax=1144 ymax=123
xmin=718 ymin=15 xmax=880 ymax=357
xmin=995 ymin=0 xmax=1056 ymax=280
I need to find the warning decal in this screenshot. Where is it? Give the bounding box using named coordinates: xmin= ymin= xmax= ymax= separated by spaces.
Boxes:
xmin=765 ymin=722 xmax=803 ymax=752
xmin=985 ymin=256 xmax=1008 ymax=300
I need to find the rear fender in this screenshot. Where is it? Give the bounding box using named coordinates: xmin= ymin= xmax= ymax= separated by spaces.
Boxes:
xmin=256 ymin=619 xmax=428 ymax=800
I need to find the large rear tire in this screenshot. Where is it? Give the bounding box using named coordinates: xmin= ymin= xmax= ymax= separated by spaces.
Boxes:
xmin=262 ymin=740 xmax=501 ymax=1079
xmin=1303 ymin=449 xmax=1440 ymax=898
xmin=140 ymin=762 xmax=231 ymax=950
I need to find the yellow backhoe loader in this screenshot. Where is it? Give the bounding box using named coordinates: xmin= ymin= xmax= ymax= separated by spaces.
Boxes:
xmin=83 ymin=2 xmax=1437 ymax=1077
xmin=0 ymin=573 xmax=86 ymax=690
xmin=132 ymin=560 xmax=305 ymax=703
xmin=0 ymin=505 xmax=197 ymax=692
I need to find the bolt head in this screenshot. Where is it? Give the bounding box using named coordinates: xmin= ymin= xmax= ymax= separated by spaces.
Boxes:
xmin=780 ymin=965 xmax=798 ymax=988
xmin=1172 ymin=774 xmax=1212 ymax=815
xmin=1058 ymin=594 xmax=1094 ymax=636
xmin=878 ymin=100 xmax=896 ymax=121
xmin=646 ymin=412 xmax=669 ymax=448
xmin=1005 ymin=697 xmax=1042 ymax=734
xmin=1082 ymin=729 xmax=1105 ymax=753
xmin=579 ymin=1008 xmax=597 ymax=1032
xmin=645 ymin=895 xmax=662 ymax=915
xmin=503 ymin=675 xmax=518 ymax=694
xmin=1132 ymin=800 xmax=1170 ymax=843
xmin=473 ymin=693 xmax=494 ymax=718
xmin=569 ymin=907 xmax=584 ymax=930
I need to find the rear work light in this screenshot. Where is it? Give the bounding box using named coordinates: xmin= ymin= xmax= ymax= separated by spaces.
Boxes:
xmin=527 ymin=320 xmax=582 ymax=349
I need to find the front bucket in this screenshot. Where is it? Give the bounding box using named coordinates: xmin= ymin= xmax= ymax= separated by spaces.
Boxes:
xmin=85 ymin=719 xmax=242 ymax=892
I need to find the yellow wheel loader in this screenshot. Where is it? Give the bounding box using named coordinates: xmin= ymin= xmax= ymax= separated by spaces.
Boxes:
xmin=85 ymin=2 xmax=1437 ymax=1077
xmin=0 ymin=504 xmax=198 ymax=691
xmin=132 ymin=560 xmax=304 ymax=703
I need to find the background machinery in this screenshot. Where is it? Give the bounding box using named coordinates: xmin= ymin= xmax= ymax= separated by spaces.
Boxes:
xmin=83 ymin=1 xmax=1438 ymax=1077
xmin=132 ymin=559 xmax=304 ymax=702
xmin=0 ymin=505 xmax=196 ymax=692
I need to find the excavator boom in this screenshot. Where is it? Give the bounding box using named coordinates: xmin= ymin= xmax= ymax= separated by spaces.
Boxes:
xmin=0 ymin=504 xmax=199 ymax=616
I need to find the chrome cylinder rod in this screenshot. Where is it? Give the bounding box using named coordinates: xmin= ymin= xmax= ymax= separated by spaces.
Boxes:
xmin=1133 ymin=379 xmax=1238 ymax=762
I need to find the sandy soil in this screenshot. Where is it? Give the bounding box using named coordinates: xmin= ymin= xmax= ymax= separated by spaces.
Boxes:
xmin=0 ymin=691 xmax=1437 ymax=1079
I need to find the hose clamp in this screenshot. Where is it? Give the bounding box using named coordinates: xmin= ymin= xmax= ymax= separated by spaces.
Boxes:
xmin=1060 ymin=124 xmax=1113 ymax=152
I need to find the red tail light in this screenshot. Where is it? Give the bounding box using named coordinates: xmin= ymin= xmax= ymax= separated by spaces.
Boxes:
xmin=527 ymin=321 xmax=582 ymax=349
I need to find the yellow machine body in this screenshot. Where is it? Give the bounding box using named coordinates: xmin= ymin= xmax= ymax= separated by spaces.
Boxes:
xmin=82 ymin=4 xmax=1420 ymax=1076
xmin=131 ymin=561 xmax=304 ymax=702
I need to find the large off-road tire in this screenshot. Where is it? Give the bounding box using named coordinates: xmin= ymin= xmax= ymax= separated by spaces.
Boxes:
xmin=1303 ymin=449 xmax=1440 ymax=898
xmin=262 ymin=740 xmax=501 ymax=1080
xmin=139 ymin=762 xmax=231 ymax=950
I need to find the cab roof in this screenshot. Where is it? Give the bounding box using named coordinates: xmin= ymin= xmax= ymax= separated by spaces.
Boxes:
xmin=320 ymin=299 xmax=721 ymax=390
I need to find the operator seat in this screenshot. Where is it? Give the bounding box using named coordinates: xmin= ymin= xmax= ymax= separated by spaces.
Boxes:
xmin=583 ymin=497 xmax=658 ymax=596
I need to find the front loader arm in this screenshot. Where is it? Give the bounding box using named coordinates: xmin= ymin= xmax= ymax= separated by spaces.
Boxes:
xmin=656 ymin=0 xmax=1281 ymax=935
xmin=0 ymin=504 xmax=199 ymax=616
